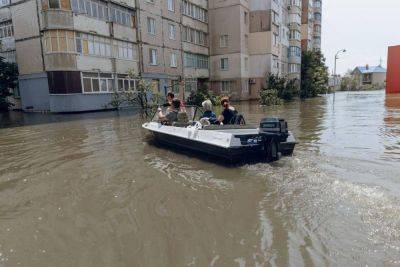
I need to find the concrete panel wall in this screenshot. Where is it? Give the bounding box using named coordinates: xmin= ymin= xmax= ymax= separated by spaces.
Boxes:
xmin=140 ymin=10 xmax=163 ymax=45
xmin=248 ymin=31 xmax=271 ymax=55
xmin=163 ymin=48 xmax=182 ymax=76
xmin=209 ymin=5 xmax=242 ymax=55
xmin=113 ymin=24 xmax=137 ymax=43
xmin=209 ymin=0 xmax=248 ymax=10
xmin=162 ymin=18 xmax=181 ymax=49
xmin=142 ymin=44 xmax=165 ymax=73
xmin=19 ymin=72 xmax=50 ymax=111
xmin=183 ymin=67 xmax=209 ymax=78
xmin=249 ymin=54 xmax=272 ymax=78
xmin=138 ymin=0 xmax=162 ymax=16
xmin=15 ymin=38 xmax=44 ymax=74
xmin=160 ymin=0 xmax=180 ymax=22
xmin=42 ymin=10 xmax=73 ymax=30
xmin=115 ymin=59 xmax=139 ymax=74
xmin=11 ymin=0 xmax=40 ymax=40
xmin=181 ymin=16 xmax=208 ymax=33
xmin=181 ymin=42 xmax=208 ymax=55
xmin=250 ymin=10 xmax=271 ymax=33
xmin=76 ymin=56 xmax=113 ymax=72
xmin=49 ymin=93 xmax=116 ymax=112
xmin=73 ymin=15 xmax=109 ymax=36
xmin=210 ymin=53 xmax=243 ymax=79
xmin=249 ymin=0 xmax=271 ymax=11
xmin=114 ymin=0 xmax=135 ymax=9
xmin=44 ymin=53 xmax=77 ymax=71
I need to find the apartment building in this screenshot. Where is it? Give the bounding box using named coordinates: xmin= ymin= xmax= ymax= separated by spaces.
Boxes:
xmin=137 ymin=0 xmax=209 ymax=100
xmin=2 ymin=0 xmax=138 ymax=112
xmin=209 ymin=0 xmax=251 ymax=100
xmin=2 ymin=0 xmax=321 ymax=112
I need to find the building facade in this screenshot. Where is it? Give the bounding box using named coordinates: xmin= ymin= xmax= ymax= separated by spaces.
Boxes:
xmin=386 ymin=45 xmax=400 ymax=94
xmin=1 ymin=0 xmax=321 ymax=112
xmin=352 ymin=65 xmax=386 ymax=88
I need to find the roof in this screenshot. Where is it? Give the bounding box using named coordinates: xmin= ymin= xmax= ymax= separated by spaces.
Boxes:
xmin=354 ymin=65 xmax=387 ymax=74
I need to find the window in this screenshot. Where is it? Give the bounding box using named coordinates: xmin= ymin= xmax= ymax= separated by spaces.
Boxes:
xmin=220 ymin=58 xmax=228 ymax=70
xmin=219 ymin=35 xmax=228 ymax=48
xmin=273 ymin=33 xmax=279 ymax=46
xmin=181 ymin=26 xmax=207 ymax=46
xmin=43 ymin=30 xmax=76 ymax=53
xmin=48 ymin=0 xmax=60 ymax=9
xmin=182 ymin=1 xmax=207 ymax=22
xmin=289 ymin=30 xmax=301 ymax=40
xmin=289 ymin=63 xmax=300 ymax=74
xmin=110 ymin=5 xmax=134 ymax=27
xmin=244 ymin=34 xmax=248 ymax=49
xmin=44 ymin=30 xmax=136 ymax=60
xmin=183 ymin=52 xmax=208 ymax=69
xmin=289 ymin=46 xmax=301 ymax=57
xmin=314 ymin=25 xmax=321 ymax=34
xmin=167 ymin=0 xmax=174 ymax=11
xmin=289 ymin=0 xmax=301 ymax=7
xmin=272 ymin=11 xmax=279 ymax=25
xmin=147 ymin=17 xmax=156 ymax=35
xmin=220 ymin=81 xmax=231 ymax=93
xmin=82 ymin=72 xmax=136 ymax=93
xmin=149 ymin=48 xmax=157 ymax=65
xmin=314 ymin=12 xmax=321 ymax=21
xmin=170 ymin=52 xmax=177 ymax=67
xmin=244 ymin=57 xmax=248 ymax=71
xmin=242 ymin=80 xmax=249 ymax=94
xmin=244 ymin=11 xmax=248 ymax=25
xmin=0 ymin=0 xmax=10 ymax=7
xmin=0 ymin=21 xmax=13 ymax=39
xmin=168 ymin=24 xmax=176 ymax=40
xmin=289 ymin=13 xmax=301 ymax=25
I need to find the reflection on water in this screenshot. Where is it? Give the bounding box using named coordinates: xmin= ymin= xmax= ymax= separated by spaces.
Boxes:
xmin=0 ymin=91 xmax=399 ymax=266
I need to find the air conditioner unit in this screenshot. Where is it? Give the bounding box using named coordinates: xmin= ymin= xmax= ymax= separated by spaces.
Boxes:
xmin=249 ymin=78 xmax=256 ymax=84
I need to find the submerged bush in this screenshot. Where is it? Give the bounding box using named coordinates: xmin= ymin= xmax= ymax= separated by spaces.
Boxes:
xmin=260 ymin=89 xmax=283 ymax=106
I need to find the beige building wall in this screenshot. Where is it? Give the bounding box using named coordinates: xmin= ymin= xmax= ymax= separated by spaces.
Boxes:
xmin=209 ymin=0 xmax=250 ymax=100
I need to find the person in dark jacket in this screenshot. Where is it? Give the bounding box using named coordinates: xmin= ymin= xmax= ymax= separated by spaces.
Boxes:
xmin=158 ymin=98 xmax=181 ymax=125
xmin=218 ymin=97 xmax=236 ymax=125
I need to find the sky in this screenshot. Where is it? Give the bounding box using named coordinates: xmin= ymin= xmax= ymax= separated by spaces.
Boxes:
xmin=322 ymin=0 xmax=400 ymax=75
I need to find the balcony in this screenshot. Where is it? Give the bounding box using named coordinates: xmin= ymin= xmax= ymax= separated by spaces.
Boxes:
xmin=42 ymin=10 xmax=73 ymax=30
xmin=44 ymin=53 xmax=77 ymax=71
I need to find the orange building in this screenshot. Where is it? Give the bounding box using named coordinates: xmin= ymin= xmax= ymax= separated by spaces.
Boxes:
xmin=386 ymin=45 xmax=400 ymax=94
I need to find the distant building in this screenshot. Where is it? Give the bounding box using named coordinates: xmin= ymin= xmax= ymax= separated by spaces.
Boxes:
xmin=386 ymin=45 xmax=400 ymax=94
xmin=352 ymin=65 xmax=386 ymax=88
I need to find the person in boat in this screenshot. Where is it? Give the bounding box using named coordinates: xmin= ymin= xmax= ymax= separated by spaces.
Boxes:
xmin=157 ymin=98 xmax=181 ymax=125
xmin=218 ymin=97 xmax=236 ymax=125
xmin=200 ymin=99 xmax=218 ymax=124
xmin=162 ymin=92 xmax=175 ymax=108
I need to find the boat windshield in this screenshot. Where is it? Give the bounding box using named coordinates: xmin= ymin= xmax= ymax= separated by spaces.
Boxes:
xmin=151 ymin=106 xmax=204 ymax=122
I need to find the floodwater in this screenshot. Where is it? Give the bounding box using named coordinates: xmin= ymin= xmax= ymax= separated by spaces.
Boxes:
xmin=0 ymin=90 xmax=399 ymax=266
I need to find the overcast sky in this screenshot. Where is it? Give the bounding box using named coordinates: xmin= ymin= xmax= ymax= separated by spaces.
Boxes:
xmin=322 ymin=0 xmax=400 ymax=75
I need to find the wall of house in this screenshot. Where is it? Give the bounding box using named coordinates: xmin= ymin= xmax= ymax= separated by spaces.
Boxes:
xmin=386 ymin=45 xmax=400 ymax=94
xmin=372 ymin=72 xmax=386 ymax=86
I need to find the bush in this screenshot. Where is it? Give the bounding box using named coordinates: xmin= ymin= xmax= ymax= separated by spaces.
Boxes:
xmin=260 ymin=89 xmax=283 ymax=106
xmin=0 ymin=57 xmax=18 ymax=112
xmin=265 ymin=74 xmax=298 ymax=101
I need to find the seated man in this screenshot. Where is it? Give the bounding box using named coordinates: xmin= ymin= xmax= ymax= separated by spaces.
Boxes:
xmin=157 ymin=98 xmax=181 ymax=125
xmin=162 ymin=92 xmax=174 ymax=108
xmin=218 ymin=97 xmax=236 ymax=125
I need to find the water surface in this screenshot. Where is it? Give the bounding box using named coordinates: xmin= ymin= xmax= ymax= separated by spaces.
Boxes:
xmin=0 ymin=91 xmax=399 ymax=266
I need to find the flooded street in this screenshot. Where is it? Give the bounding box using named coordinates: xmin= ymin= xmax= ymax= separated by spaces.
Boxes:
xmin=0 ymin=90 xmax=399 ymax=266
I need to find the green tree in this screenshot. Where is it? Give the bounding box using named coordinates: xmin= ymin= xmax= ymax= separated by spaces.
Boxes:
xmin=300 ymin=50 xmax=329 ymax=98
xmin=0 ymin=56 xmax=18 ymax=112
xmin=186 ymin=83 xmax=220 ymax=106
xmin=259 ymin=73 xmax=298 ymax=105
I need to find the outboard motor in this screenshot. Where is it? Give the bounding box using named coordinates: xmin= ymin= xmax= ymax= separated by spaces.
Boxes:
xmin=259 ymin=118 xmax=289 ymax=161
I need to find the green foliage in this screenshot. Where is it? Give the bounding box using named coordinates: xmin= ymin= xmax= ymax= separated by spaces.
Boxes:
xmin=259 ymin=89 xmax=283 ymax=106
xmin=0 ymin=57 xmax=18 ymax=112
xmin=186 ymin=83 xmax=220 ymax=106
xmin=259 ymin=73 xmax=298 ymax=105
xmin=108 ymin=70 xmax=163 ymax=110
xmin=300 ymin=50 xmax=329 ymax=98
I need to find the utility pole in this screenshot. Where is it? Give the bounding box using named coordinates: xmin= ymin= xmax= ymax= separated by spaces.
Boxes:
xmin=333 ymin=49 xmax=346 ymax=105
